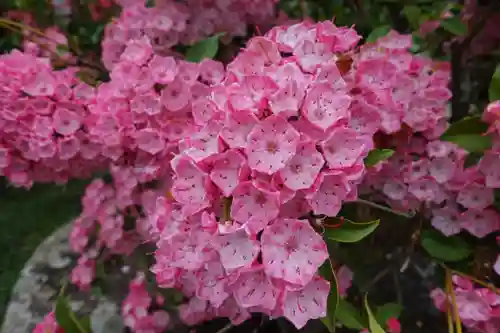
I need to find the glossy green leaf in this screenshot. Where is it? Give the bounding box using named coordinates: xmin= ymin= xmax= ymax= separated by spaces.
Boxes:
xmin=442 ymin=134 xmax=491 ymax=153
xmin=364 ymin=149 xmax=394 ymax=167
xmin=421 ymin=230 xmax=472 ymax=262
xmin=365 ymin=296 xmax=386 ymax=333
xmin=403 ymin=6 xmax=421 ymax=29
xmin=185 ymin=33 xmax=224 ymax=63
xmin=375 ymin=303 xmax=403 ymax=327
xmin=55 ymin=295 xmax=88 ymax=333
xmin=325 ymin=219 xmax=380 ymax=243
xmin=335 ymin=299 xmax=366 ymax=330
xmin=366 ymin=26 xmax=391 ymax=43
xmin=441 ymin=16 xmax=468 ymax=36
xmin=319 ymin=262 xmax=339 ymax=332
xmin=440 ymin=116 xmax=492 ymax=152
xmin=489 ymin=64 xmax=500 ymax=102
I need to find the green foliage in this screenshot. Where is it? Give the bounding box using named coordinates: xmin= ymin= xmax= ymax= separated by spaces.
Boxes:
xmin=403 ymin=5 xmax=421 ymax=29
xmin=319 ymin=262 xmax=339 ymax=332
xmin=364 ymin=149 xmax=395 ymax=167
xmin=55 ymin=292 xmax=91 ymax=333
xmin=365 ymin=296 xmax=386 ymax=333
xmin=366 ymin=26 xmax=391 ymax=43
xmin=325 ymin=219 xmax=380 ymax=243
xmin=440 ymin=116 xmax=492 ymax=153
xmin=375 ymin=303 xmax=403 ymax=327
xmin=440 ymin=16 xmax=468 ymax=36
xmin=420 ymin=230 xmax=472 ymax=262
xmin=185 ymin=33 xmax=224 ymax=63
xmin=489 ymin=64 xmax=500 ymax=102
xmin=0 ymin=181 xmax=86 ymax=321
xmin=335 ymin=299 xmax=366 ymax=330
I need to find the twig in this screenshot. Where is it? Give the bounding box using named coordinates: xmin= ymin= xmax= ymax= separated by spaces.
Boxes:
xmin=361 ymin=267 xmax=390 ymax=292
xmin=440 ymin=263 xmax=500 ymax=295
xmin=392 ymin=271 xmax=403 ymax=304
xmin=215 ymin=323 xmax=234 ymax=333
xmin=354 ymin=199 xmax=414 ymax=219
xmin=445 ymin=272 xmax=455 ymax=333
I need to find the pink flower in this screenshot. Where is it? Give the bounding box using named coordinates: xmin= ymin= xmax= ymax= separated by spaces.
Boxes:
xmin=231 ymin=180 xmax=280 ymax=234
xmin=261 ymin=219 xmax=328 ymax=285
xmin=321 ymin=127 xmax=368 ymax=169
xmin=306 ymin=172 xmax=350 ymax=216
xmin=232 ymin=265 xmax=279 ymax=310
xmin=303 ymin=83 xmax=352 ymax=130
xmin=70 ymin=256 xmax=96 ymax=290
xmin=161 ymin=78 xmax=191 ymax=111
xmin=457 ymin=183 xmax=494 ymax=210
xmin=33 ymin=312 xmax=64 ymax=333
xmin=216 ymin=229 xmax=260 ymax=271
xmin=209 ymin=149 xmax=248 ymax=197
xmin=245 ymin=115 xmax=300 ymax=174
xmin=386 ymin=317 xmax=401 ymax=333
xmin=282 ymin=276 xmax=330 ymax=328
xmin=459 ymin=209 xmax=500 ymax=238
xmin=279 ymin=140 xmax=324 ymax=190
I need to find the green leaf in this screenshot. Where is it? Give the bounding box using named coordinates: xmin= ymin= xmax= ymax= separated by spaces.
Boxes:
xmin=185 ymin=33 xmax=224 ymax=62
xmin=325 ymin=219 xmax=380 ymax=243
xmin=365 ymin=296 xmax=386 ymax=333
xmin=335 ymin=299 xmax=366 ymax=330
xmin=366 ymin=26 xmax=391 ymax=43
xmin=441 ymin=16 xmax=468 ymax=36
xmin=442 ymin=134 xmax=491 ymax=152
xmin=375 ymin=303 xmax=403 ymax=327
xmin=489 ymin=64 xmax=500 ymax=102
xmin=420 ymin=230 xmax=472 ymax=262
xmin=55 ymin=295 xmax=88 ymax=333
xmin=403 ymin=6 xmax=421 ymax=29
xmin=364 ymin=149 xmax=394 ymax=167
xmin=319 ymin=262 xmax=339 ymax=332
xmin=440 ymin=116 xmax=492 ymax=152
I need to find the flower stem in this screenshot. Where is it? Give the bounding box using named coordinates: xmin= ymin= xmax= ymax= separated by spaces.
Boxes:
xmin=446 ymin=268 xmax=463 ymax=333
xmin=354 ymin=198 xmax=414 ymax=218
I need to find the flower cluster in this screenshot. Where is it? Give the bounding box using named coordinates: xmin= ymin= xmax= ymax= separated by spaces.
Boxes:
xmin=431 ymin=275 xmax=500 ymax=333
xmin=0 ymin=50 xmax=106 ymax=187
xmin=102 ymin=0 xmax=279 ymax=70
xmin=122 ymin=274 xmax=170 ymax=333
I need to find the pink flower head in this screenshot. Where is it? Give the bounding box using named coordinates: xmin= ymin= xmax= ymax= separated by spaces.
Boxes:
xmin=149 ymin=55 xmax=178 ymax=84
xmin=279 ymin=140 xmax=324 ymax=190
xmin=386 ymin=317 xmax=401 ymax=333
xmin=282 ymin=276 xmax=330 ymax=329
xmin=232 ymin=265 xmax=279 ymax=310
xmin=70 ymin=256 xmax=96 ymax=290
xmin=161 ymin=78 xmax=191 ymax=112
xmin=231 ymin=180 xmax=280 ymax=234
xmin=120 ymin=36 xmax=153 ymax=66
xmin=246 ymin=115 xmax=300 ymax=174
xmin=457 ymin=183 xmax=493 ymax=210
xmin=262 ymin=218 xmax=328 ymax=285
xmin=302 ymin=83 xmax=352 ymax=130
xmin=33 ymin=312 xmax=64 ymax=333
xmin=170 ymin=155 xmax=210 ymax=217
xmin=209 ymin=149 xmax=248 ymax=197
xmin=459 ymin=209 xmax=500 ymax=238
xmin=321 ymin=127 xmax=368 ymax=169
xmin=216 ymin=229 xmax=260 ymax=271
xmin=305 ymin=172 xmax=350 ymax=216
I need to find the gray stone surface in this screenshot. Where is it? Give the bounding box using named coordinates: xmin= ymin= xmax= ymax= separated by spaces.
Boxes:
xmin=0 ymin=223 xmax=124 ymax=333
